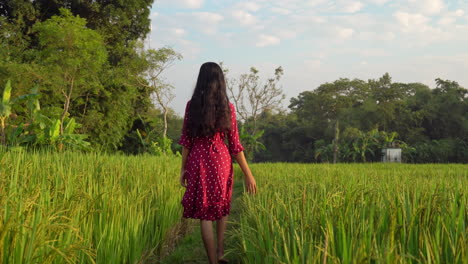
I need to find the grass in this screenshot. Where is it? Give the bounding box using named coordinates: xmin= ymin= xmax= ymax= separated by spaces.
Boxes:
xmin=230 ymin=163 xmax=468 ymax=263
xmin=2 ymin=147 xmax=467 ymax=264
xmin=0 ymin=147 xmax=184 ymax=264
xmin=160 ymin=173 xmax=245 ymax=264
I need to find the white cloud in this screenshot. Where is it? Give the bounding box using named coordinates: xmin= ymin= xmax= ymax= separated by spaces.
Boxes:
xmin=382 ymin=31 xmax=396 ymax=41
xmin=158 ymin=0 xmax=204 ymax=9
xmin=277 ymin=29 xmax=298 ymax=39
xmin=148 ymin=0 xmax=468 ymax=116
xmin=188 ymin=12 xmax=224 ymax=34
xmin=270 ymin=7 xmax=292 ymax=15
xmin=152 ymin=12 xmax=223 ymax=36
xmin=256 ymin=34 xmax=281 ymax=47
xmin=172 ymin=28 xmax=186 ymax=36
xmin=292 ymin=14 xmax=326 ymax=24
xmin=232 ymin=10 xmax=257 ymax=26
xmin=436 ymin=9 xmax=466 ymax=26
xmin=438 ymin=16 xmax=455 ymax=26
xmin=367 ymin=0 xmax=390 ymax=5
xmin=394 ymin=11 xmax=430 ymax=32
xmin=359 ymin=31 xmax=395 ymax=41
xmin=147 ymin=25 xmax=201 ymax=59
xmin=151 ymin=12 xmax=159 ymax=18
xmin=343 ymin=1 xmax=364 ymax=13
xmin=193 ymin=12 xmax=224 ymax=23
xmin=181 ymin=0 xmax=204 ymax=9
xmin=336 ymin=27 xmax=355 ymax=39
xmin=239 ymin=2 xmax=261 ymax=12
xmin=305 ymin=60 xmax=322 ymax=70
xmin=359 ymin=49 xmax=390 ymax=57
xmin=307 ymin=0 xmax=329 ymax=7
xmin=408 ymin=0 xmax=444 ymax=15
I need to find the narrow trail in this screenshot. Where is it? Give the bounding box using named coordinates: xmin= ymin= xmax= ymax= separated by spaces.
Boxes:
xmin=160 ymin=179 xmax=245 ymax=264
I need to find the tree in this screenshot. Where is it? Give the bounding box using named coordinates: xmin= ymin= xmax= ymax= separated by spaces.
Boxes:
xmin=290 ymin=78 xmax=368 ymax=163
xmin=140 ymin=47 xmax=182 ymax=138
xmin=0 ymin=0 xmax=153 ymax=65
xmin=223 ymin=64 xmax=285 ymax=134
xmin=220 ymin=64 xmax=285 ymax=161
xmin=1 ymin=2 xmax=157 ymax=152
xmin=32 ymin=8 xmax=107 ymax=145
xmin=424 ymin=78 xmax=468 ymax=140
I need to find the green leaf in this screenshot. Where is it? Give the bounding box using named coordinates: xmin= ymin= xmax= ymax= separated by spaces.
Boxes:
xmin=31 ymin=85 xmax=41 ymax=111
xmin=136 ymin=129 xmax=144 ymax=145
xmin=11 ymin=93 xmax=39 ymax=104
xmin=253 ymin=129 xmax=265 ymax=139
xmin=50 ymin=119 xmax=61 ymax=141
xmin=64 ymin=118 xmax=76 ymax=134
xmin=2 ymin=80 xmax=11 ymax=105
xmin=1 ymin=80 xmax=12 ymax=117
xmin=7 ymin=125 xmax=24 ymax=146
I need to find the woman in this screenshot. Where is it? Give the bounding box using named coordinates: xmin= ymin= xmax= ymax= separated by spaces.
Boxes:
xmin=178 ymin=62 xmax=257 ymax=264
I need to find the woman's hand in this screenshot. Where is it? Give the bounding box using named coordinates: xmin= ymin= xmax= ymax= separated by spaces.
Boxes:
xmin=234 ymin=151 xmax=257 ymax=195
xmin=244 ymin=175 xmax=257 ymax=194
xmin=180 ymin=169 xmax=187 ymax=188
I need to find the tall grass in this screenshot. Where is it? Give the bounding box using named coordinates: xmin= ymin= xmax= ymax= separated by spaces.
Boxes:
xmin=0 ymin=147 xmax=183 ymax=263
xmin=231 ymin=163 xmax=468 ymax=263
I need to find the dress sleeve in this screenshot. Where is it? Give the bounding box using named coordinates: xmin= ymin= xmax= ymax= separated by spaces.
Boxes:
xmin=178 ymin=101 xmax=194 ymax=149
xmin=227 ymin=103 xmax=244 ymax=155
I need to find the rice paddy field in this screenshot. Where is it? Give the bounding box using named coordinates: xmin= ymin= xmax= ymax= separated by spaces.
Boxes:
xmin=230 ymin=163 xmax=468 ymax=264
xmin=0 ymin=148 xmax=184 ymax=264
xmin=1 ymin=148 xmax=467 ymax=263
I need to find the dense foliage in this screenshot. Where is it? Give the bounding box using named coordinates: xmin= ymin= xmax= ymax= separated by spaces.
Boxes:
xmin=0 ymin=1 xmax=178 ymax=153
xmin=1 ymin=3 xmax=466 ymax=162
xmin=252 ymin=74 xmax=468 ymax=163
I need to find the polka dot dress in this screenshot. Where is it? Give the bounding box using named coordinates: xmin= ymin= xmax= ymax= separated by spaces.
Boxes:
xmin=178 ymin=100 xmax=244 ymax=221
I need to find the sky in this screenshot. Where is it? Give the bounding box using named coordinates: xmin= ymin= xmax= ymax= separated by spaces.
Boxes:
xmin=146 ymin=0 xmax=468 ymax=115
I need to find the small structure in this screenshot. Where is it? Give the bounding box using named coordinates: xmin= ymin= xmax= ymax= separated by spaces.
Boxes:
xmin=382 ymin=148 xmax=402 ymax=163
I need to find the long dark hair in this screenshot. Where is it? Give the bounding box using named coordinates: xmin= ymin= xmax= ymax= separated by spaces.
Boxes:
xmin=187 ymin=62 xmax=231 ymax=137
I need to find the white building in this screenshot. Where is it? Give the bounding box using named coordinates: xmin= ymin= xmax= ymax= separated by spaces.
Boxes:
xmin=382 ymin=148 xmax=402 ymax=163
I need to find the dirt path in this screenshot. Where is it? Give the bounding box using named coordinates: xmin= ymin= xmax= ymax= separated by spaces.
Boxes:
xmin=160 ymin=179 xmax=245 ymax=264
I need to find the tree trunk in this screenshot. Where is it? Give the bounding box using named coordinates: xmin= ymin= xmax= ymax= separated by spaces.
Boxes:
xmin=60 ymin=77 xmax=74 ymax=135
xmin=333 ymin=119 xmax=340 ymax=164
xmin=163 ymin=107 xmax=168 ymax=139
xmin=0 ymin=117 xmax=5 ymax=145
xmin=59 ymin=77 xmax=74 ymax=152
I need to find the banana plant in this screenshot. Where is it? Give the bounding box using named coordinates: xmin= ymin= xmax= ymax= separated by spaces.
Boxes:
xmin=0 ymin=80 xmax=12 ymax=145
xmin=12 ymin=84 xmax=41 ymax=123
xmin=0 ymin=80 xmax=90 ymax=150
xmin=34 ymin=117 xmax=91 ymax=151
xmin=239 ymin=126 xmax=266 ymax=161
xmin=1 ymin=80 xmax=43 ymax=146
xmin=314 ymin=142 xmax=334 ymax=162
xmin=6 ymin=84 xmax=43 ymax=147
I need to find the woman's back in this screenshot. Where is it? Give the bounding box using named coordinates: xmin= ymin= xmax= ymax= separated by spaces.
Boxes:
xmin=177 ymin=62 xmax=256 ymax=264
xmin=179 ymin=100 xmax=244 ymax=157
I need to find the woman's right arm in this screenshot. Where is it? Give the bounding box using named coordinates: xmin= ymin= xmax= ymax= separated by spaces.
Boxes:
xmin=234 ymin=151 xmax=257 ymax=194
xmin=228 ymin=103 xmax=257 ymax=194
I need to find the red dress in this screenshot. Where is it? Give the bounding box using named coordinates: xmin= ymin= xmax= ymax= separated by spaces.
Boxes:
xmin=178 ymin=101 xmax=244 ymax=221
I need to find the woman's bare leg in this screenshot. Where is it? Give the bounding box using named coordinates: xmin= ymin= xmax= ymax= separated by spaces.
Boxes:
xmin=200 ymin=220 xmax=217 ymax=264
xmin=216 ymin=215 xmax=228 ymax=260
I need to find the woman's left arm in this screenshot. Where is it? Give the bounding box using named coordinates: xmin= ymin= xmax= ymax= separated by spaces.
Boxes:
xmin=180 ymin=146 xmax=190 ymax=187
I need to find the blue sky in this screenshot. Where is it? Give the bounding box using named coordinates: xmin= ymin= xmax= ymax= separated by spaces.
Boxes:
xmin=147 ymin=0 xmax=468 ymax=115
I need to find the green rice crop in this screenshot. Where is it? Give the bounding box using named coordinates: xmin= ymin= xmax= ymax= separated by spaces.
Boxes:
xmin=0 ymin=147 xmax=183 ymax=263
xmin=231 ymin=163 xmax=468 ymax=263
xmin=2 ymin=148 xmax=467 ymax=263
